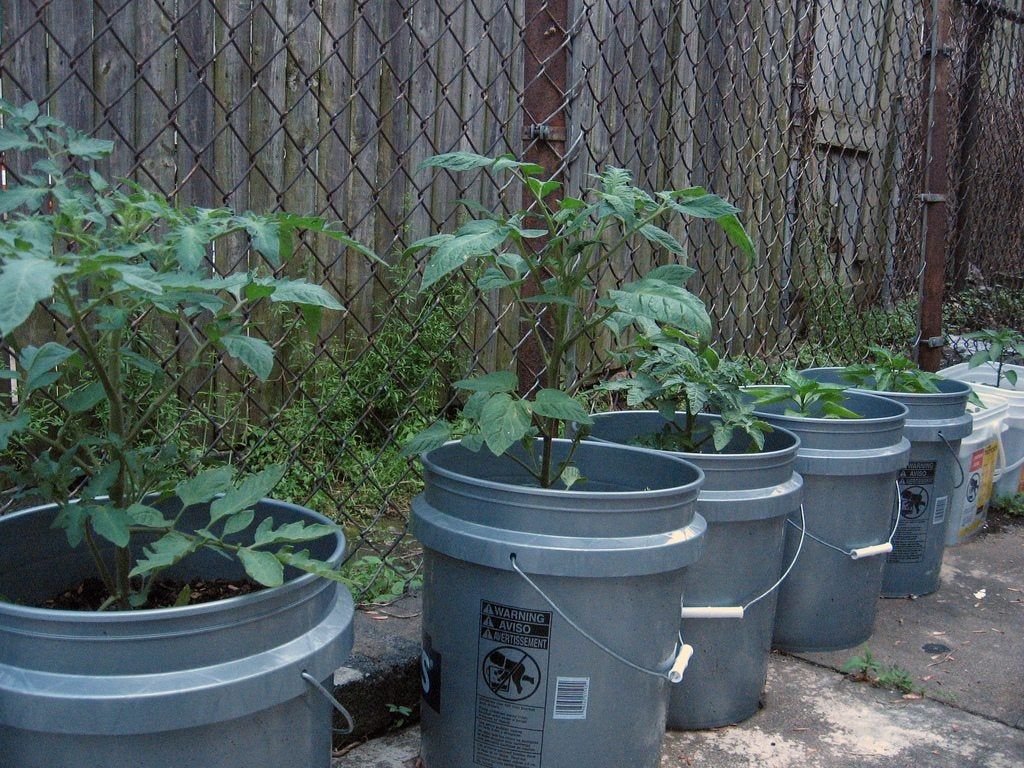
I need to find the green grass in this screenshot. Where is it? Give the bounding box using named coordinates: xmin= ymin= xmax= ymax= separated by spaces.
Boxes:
xmin=991 ymin=493 xmax=1024 ymax=518
xmin=841 ymin=647 xmax=921 ymax=695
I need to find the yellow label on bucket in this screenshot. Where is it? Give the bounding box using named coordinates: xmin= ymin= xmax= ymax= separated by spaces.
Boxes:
xmin=979 ymin=441 xmax=999 ymax=509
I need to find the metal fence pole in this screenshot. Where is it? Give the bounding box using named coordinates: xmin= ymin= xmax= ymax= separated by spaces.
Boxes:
xmin=917 ymin=0 xmax=956 ymax=372
xmin=517 ymin=0 xmax=569 ymax=392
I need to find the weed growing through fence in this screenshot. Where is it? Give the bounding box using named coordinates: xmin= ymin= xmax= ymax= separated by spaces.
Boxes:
xmin=340 ymin=555 xmax=423 ymax=604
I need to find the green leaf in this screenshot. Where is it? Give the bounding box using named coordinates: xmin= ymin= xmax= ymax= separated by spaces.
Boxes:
xmin=176 ymin=466 xmax=234 ymax=509
xmin=639 ymin=224 xmax=685 ymax=255
xmin=644 ymin=264 xmax=696 ymax=286
xmin=479 ymin=393 xmax=533 ymax=456
xmin=127 ymin=503 xmax=173 ymax=528
xmin=400 ymin=421 xmax=452 ymax=457
xmin=253 ymin=520 xmax=340 ymax=547
xmin=0 ymin=258 xmax=72 ymax=336
xmin=530 ymin=389 xmax=593 ymax=425
xmin=222 ymin=509 xmax=255 ymax=536
xmin=66 ymin=133 xmax=115 ymax=159
xmin=89 ymin=506 xmax=131 ymax=548
xmin=454 ymin=371 xmax=518 ymax=393
xmin=129 ymin=532 xmax=197 ymax=577
xmin=1005 ymin=369 xmax=1018 ymax=387
xmin=717 ymin=213 xmax=756 ymax=260
xmin=609 ymin=279 xmax=712 ymax=340
xmin=237 ymin=548 xmax=284 ymax=587
xmin=242 ymin=216 xmax=281 ymax=267
xmin=476 ymin=267 xmax=523 ymax=290
xmin=0 ymin=186 xmax=48 ymax=214
xmin=172 ymin=224 xmax=208 ymax=271
xmin=318 ymin=229 xmax=385 ymax=264
xmin=560 ymin=465 xmax=582 ymax=490
xmin=20 ymin=342 xmax=75 ymax=395
xmin=63 ymin=381 xmax=106 ymax=413
xmin=0 ymin=413 xmax=30 ymax=451
xmin=420 ymin=219 xmax=509 ymax=291
xmin=219 ymin=334 xmax=274 ymax=380
xmin=0 ymin=127 xmax=41 ymax=151
xmin=420 ymin=152 xmax=497 ymax=172
xmin=405 ymin=233 xmax=453 ymax=255
xmin=209 ymin=464 xmax=286 ymax=522
xmin=670 ymin=193 xmax=739 ymax=219
xmin=277 ymin=548 xmax=347 ymax=582
xmin=267 ymin=279 xmax=344 ymax=310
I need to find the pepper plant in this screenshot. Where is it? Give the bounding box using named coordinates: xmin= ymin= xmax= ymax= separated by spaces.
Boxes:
xmin=748 ymin=368 xmax=861 ymax=419
xmin=0 ymin=101 xmax=375 ymax=609
xmin=401 ymin=151 xmax=754 ymax=487
xmin=599 ymin=327 xmax=769 ymax=452
xmin=840 ymin=346 xmax=945 ymax=394
xmin=964 ymin=328 xmax=1022 ymax=387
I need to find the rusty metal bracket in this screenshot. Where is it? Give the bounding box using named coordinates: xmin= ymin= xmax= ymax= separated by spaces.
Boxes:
xmin=523 ymin=123 xmax=566 ymax=142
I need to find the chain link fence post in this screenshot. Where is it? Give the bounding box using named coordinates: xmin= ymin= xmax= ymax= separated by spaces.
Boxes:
xmin=517 ymin=0 xmax=569 ymax=393
xmin=917 ymin=0 xmax=956 ymax=372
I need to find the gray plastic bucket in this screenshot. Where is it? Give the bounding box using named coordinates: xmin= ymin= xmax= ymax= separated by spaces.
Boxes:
xmin=801 ymin=367 xmax=973 ymax=597
xmin=412 ymin=439 xmax=706 ymax=768
xmin=0 ymin=498 xmax=354 ymax=768
xmin=752 ymin=390 xmax=910 ymax=652
xmin=586 ymin=412 xmax=803 ymax=729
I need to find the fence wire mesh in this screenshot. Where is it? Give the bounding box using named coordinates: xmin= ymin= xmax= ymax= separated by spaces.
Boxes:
xmin=1 ymin=0 xmax=1021 ymax=597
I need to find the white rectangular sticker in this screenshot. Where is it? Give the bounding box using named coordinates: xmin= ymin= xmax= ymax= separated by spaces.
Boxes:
xmin=553 ymin=677 xmax=590 ymax=720
xmin=932 ymin=495 xmax=949 ymax=525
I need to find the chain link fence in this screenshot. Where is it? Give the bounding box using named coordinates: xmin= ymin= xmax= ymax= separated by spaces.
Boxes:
xmin=1 ymin=0 xmax=1021 ymax=597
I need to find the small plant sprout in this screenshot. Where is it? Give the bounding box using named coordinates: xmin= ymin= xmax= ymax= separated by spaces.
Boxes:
xmin=841 ymin=647 xmax=920 ymax=695
xmin=964 ymin=328 xmax=1023 ymax=388
xmin=0 ymin=100 xmax=375 ymax=609
xmin=400 ymin=151 xmax=754 ymax=488
xmin=600 ymin=328 xmax=770 ymax=453
xmin=748 ymin=368 xmax=861 ymax=419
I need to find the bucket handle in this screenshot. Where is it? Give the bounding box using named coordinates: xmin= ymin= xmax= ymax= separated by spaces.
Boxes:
xmin=509 ymin=554 xmax=694 ymax=684
xmin=680 ymin=503 xmax=807 ymax=620
xmin=939 ymin=432 xmax=966 ymax=489
xmin=301 ymin=670 xmax=356 ymax=735
xmin=786 ymin=480 xmax=902 ymax=560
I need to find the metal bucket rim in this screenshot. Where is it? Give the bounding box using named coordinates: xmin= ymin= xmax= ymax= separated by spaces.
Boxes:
xmin=421 ymin=438 xmax=705 ymax=499
xmin=0 ymin=498 xmax=345 ymax=623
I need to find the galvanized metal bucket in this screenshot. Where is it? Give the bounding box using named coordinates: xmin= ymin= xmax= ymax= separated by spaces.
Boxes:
xmin=752 ymin=389 xmax=911 ymax=652
xmin=587 ymin=412 xmax=803 ymax=729
xmin=0 ymin=499 xmax=354 ymax=768
xmin=412 ymin=439 xmax=706 ymax=768
xmin=801 ymin=368 xmax=973 ymax=597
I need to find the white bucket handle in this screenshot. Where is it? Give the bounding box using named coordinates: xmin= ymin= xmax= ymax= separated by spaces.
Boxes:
xmin=787 ymin=480 xmax=902 ymax=560
xmin=939 ymin=432 xmax=967 ymax=489
xmin=680 ymin=502 xmax=807 ymax=621
xmin=509 ymin=553 xmax=694 ymax=683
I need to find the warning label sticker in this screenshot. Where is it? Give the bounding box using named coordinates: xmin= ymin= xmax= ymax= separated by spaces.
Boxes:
xmin=959 ymin=442 xmax=1000 ymax=537
xmin=889 ymin=461 xmax=937 ymax=564
xmin=474 ymin=601 xmax=552 ymax=768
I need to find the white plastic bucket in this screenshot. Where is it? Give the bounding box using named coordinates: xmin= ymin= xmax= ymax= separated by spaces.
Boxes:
xmin=940 ymin=363 xmax=1024 ymax=500
xmin=941 ymin=393 xmax=1008 ymax=544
